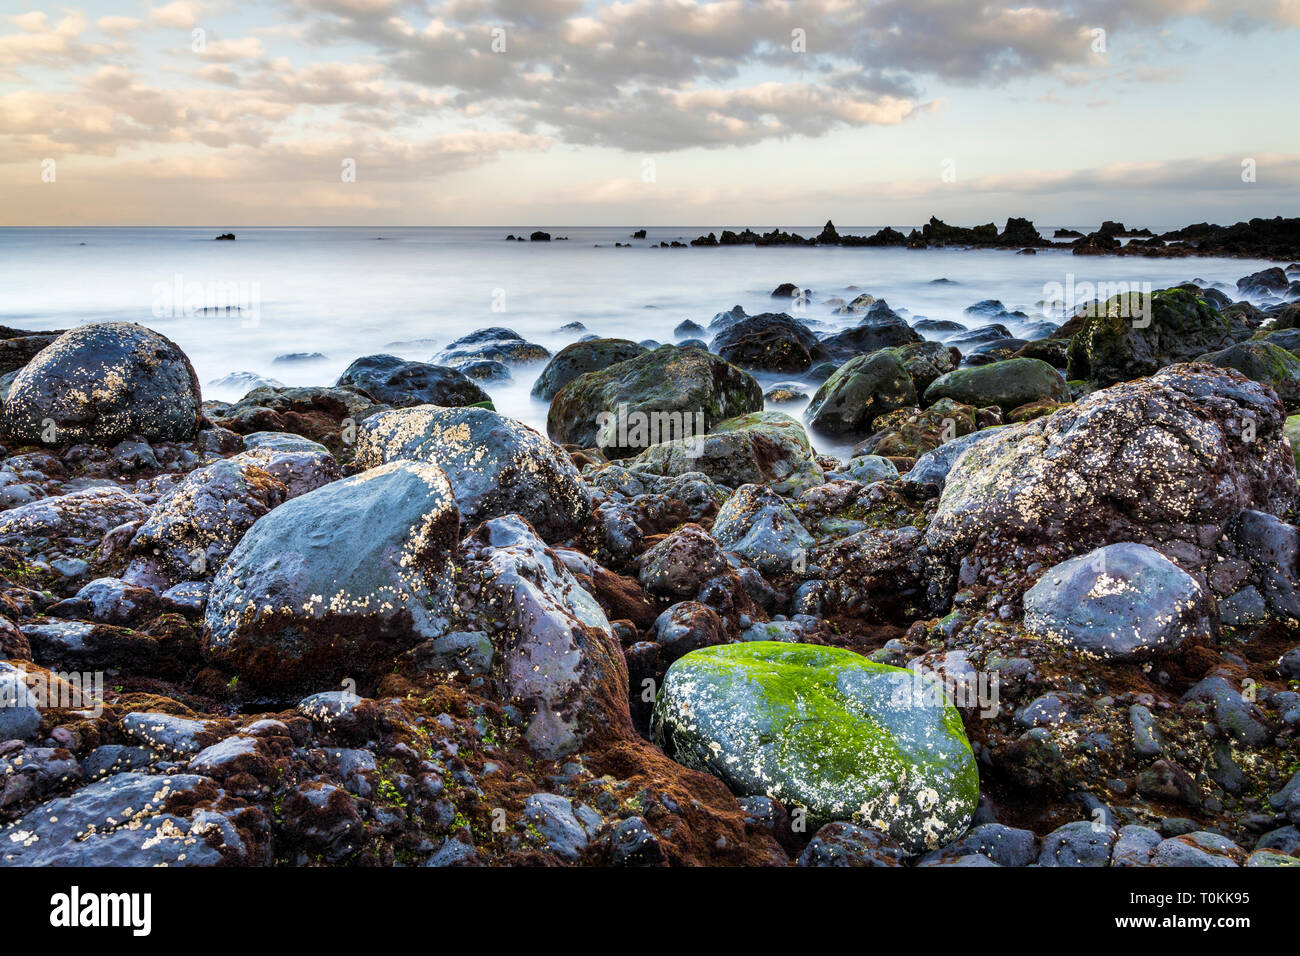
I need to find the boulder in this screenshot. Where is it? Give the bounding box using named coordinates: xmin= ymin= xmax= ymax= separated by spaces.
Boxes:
xmin=710 ymin=313 xmax=827 ymax=373
xmin=530 ymin=338 xmax=647 ymax=401
xmin=923 ymin=358 xmax=1069 ymax=411
xmin=1196 ymin=341 xmax=1300 ymax=410
xmin=1024 ymin=543 xmax=1211 ymax=660
xmin=0 ymin=322 xmax=201 ymax=445
xmin=356 ymin=405 xmax=590 ymax=542
xmin=636 ymin=525 xmax=729 ymax=599
xmin=547 ymin=345 xmax=762 ymax=457
xmin=651 ymin=642 xmax=979 ymax=853
xmin=203 ymin=460 xmax=461 ymax=690
xmin=819 ymin=311 xmax=922 ymax=360
xmin=804 ymin=349 xmax=917 ymax=436
xmin=924 ymin=365 xmax=1298 ymax=596
xmin=1066 ymin=288 xmax=1250 ymax=385
xmin=434 ymin=328 xmax=549 ymax=366
xmin=625 ymin=411 xmax=824 ymax=496
xmin=335 ymin=354 xmax=490 ymax=408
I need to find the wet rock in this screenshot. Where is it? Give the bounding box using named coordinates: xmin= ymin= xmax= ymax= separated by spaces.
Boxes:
xmin=804 ymin=349 xmax=917 ymax=436
xmin=0 ymin=771 xmax=260 ymax=866
xmin=203 ymin=460 xmax=461 ymax=691
xmin=520 ymin=792 xmax=600 ymax=861
xmin=129 ymin=457 xmax=289 ymax=582
xmin=1196 ymin=340 xmax=1300 ymax=410
xmin=712 ymin=484 xmax=814 ymax=575
xmin=924 ymin=365 xmax=1298 ymax=593
xmin=460 ymin=515 xmax=632 ymax=758
xmin=710 ymin=313 xmax=827 ymax=373
xmin=1151 ymin=831 xmax=1244 ymax=867
xmin=652 ymin=642 xmax=978 ymax=853
xmin=1024 ymin=543 xmax=1211 ymax=660
xmin=606 ymin=816 xmax=664 ymax=866
xmin=434 ymin=328 xmax=549 ymax=367
xmin=626 ymin=411 xmax=824 ymax=496
xmin=530 ymin=338 xmax=647 ymax=401
xmin=1037 ymin=820 xmax=1117 ymax=866
xmin=547 ymin=345 xmax=762 ymax=458
xmin=1066 ymin=288 xmax=1251 ymax=385
xmin=335 ymin=354 xmax=491 ymax=408
xmin=923 ymin=357 xmax=1069 ymax=412
xmin=0 ymin=485 xmax=149 ymax=554
xmin=797 ymin=823 xmax=905 ymax=866
xmin=279 ymin=781 xmax=364 ymax=863
xmin=636 ymin=525 xmax=729 ymax=598
xmin=902 ymin=427 xmax=1004 ymax=490
xmin=1181 ymin=676 xmax=1273 ymax=747
xmin=0 ymin=322 xmax=202 ymax=445
xmin=356 ymin=405 xmax=590 ymax=542
xmin=842 ymin=455 xmax=899 ymax=484
xmin=0 ymin=662 xmax=41 ymax=740
xmin=819 ymin=309 xmax=922 ymax=360
xmin=121 ymin=712 xmax=217 ymax=757
xmin=919 ymin=822 xmax=1039 ymax=866
xmin=48 ymin=576 xmax=157 ymax=625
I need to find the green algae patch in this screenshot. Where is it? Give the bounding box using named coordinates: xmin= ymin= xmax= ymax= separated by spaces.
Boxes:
xmin=650 ymin=641 xmax=978 ymax=853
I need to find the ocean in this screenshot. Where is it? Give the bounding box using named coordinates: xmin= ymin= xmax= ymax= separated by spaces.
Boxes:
xmin=0 ymin=226 xmax=1278 ymax=457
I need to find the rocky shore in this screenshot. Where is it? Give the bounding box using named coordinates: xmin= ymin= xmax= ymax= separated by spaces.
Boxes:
xmin=553 ymin=216 xmax=1300 ymax=260
xmin=0 ymin=271 xmax=1298 ymax=867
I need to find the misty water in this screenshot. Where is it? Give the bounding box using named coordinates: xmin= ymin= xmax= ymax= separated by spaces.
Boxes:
xmin=0 ymin=226 xmax=1278 ymax=458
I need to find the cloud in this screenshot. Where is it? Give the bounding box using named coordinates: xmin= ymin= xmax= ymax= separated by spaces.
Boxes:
xmin=149 ymin=2 xmax=203 ymax=30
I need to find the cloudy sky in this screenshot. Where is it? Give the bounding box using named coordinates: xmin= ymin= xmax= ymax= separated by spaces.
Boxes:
xmin=3 ymin=0 xmax=1299 ymax=228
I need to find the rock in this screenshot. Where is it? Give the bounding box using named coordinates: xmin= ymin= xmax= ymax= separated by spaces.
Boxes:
xmin=335 ymin=354 xmax=490 ymax=408
xmin=49 ymin=577 xmax=157 ymax=625
xmin=636 ymin=526 xmax=729 ymax=598
xmin=924 ymin=365 xmax=1298 ymax=593
xmin=1182 ymin=676 xmax=1273 ymax=747
xmin=902 ymin=427 xmax=1004 ymax=490
xmin=606 ymin=816 xmax=664 ymax=866
xmin=674 ymin=320 xmax=705 ymax=339
xmin=434 ymin=328 xmax=549 ymax=367
xmin=547 ymin=345 xmax=762 ymax=458
xmin=1066 ymin=288 xmax=1250 ymax=385
xmin=0 ymin=322 xmax=201 ymax=445
xmin=651 ymin=642 xmax=978 ymax=852
xmin=923 ymin=358 xmax=1069 ymax=412
xmin=520 ymin=793 xmax=600 ymax=861
xmin=1024 ymin=543 xmax=1211 ymax=660
xmin=1196 ymin=341 xmax=1300 ymax=410
xmin=804 ymin=349 xmax=917 ymax=436
xmin=128 ymin=457 xmax=289 ymax=581
xmin=120 ymin=712 xmax=216 ymax=756
xmin=858 ymin=399 xmax=976 ymax=459
xmin=625 ymin=411 xmax=824 ymax=496
xmin=1238 ymin=267 xmax=1290 ymax=298
xmin=0 ymin=662 xmax=41 ymax=740
xmin=919 ymin=822 xmax=1039 ymax=867
xmin=1151 ymin=831 xmax=1244 ymax=867
xmin=400 ymin=630 xmax=494 ymax=677
xmin=0 ymin=772 xmax=260 ymax=866
xmin=710 ymin=313 xmax=827 ymax=373
xmin=1226 ymin=510 xmax=1300 ymax=622
xmin=0 ymin=485 xmax=149 ymax=553
xmin=279 ymin=781 xmax=363 ymax=862
xmin=797 ymin=823 xmax=905 ymax=866
xmin=712 ymin=484 xmax=814 ymax=575
xmin=1037 ymin=820 xmax=1117 ymax=866
xmin=203 ymin=460 xmax=461 ymax=690
xmin=1111 ymin=824 xmax=1163 ymax=866
xmin=356 ymin=405 xmax=590 ymax=542
xmin=460 ymin=515 xmax=632 ymax=758
xmin=530 ymin=339 xmax=647 ymax=401
xmin=208 ymin=371 xmax=284 ymax=396
xmin=842 ymin=455 xmax=899 ymax=484
xmin=819 ymin=310 xmax=922 ymax=360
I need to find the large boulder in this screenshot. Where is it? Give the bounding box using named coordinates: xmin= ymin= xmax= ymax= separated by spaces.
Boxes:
xmin=434 ymin=328 xmax=549 ymax=367
xmin=804 ymin=349 xmax=917 ymax=436
xmin=923 ymin=358 xmax=1069 ymax=412
xmin=1196 ymin=341 xmax=1300 ymax=410
xmin=460 ymin=515 xmax=632 ymax=757
xmin=1024 ymin=543 xmax=1212 ymax=660
xmin=0 ymin=322 xmax=201 ymax=445
xmin=547 ymin=345 xmax=762 ymax=457
xmin=651 ymin=642 xmax=979 ymax=853
xmin=203 ymin=460 xmax=460 ymax=690
xmin=819 ymin=309 xmax=922 ymax=360
xmin=355 ymin=405 xmax=590 ymax=542
xmin=335 ymin=354 xmax=490 ymax=408
xmin=923 ymin=365 xmax=1298 ymax=598
xmin=530 ymin=338 xmax=647 ymax=401
xmin=709 ymin=313 xmax=827 ymax=372
xmin=625 ymin=411 xmax=824 ymax=496
xmin=1066 ymin=288 xmax=1250 ymax=385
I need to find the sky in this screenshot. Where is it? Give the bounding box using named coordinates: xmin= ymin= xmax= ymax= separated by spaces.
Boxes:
xmin=2 ymin=0 xmax=1299 ymax=228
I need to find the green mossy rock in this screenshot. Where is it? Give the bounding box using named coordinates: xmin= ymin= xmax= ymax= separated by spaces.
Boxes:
xmin=546 ymin=345 xmax=762 ymax=457
xmin=1285 ymin=414 xmax=1300 ymax=474
xmin=923 ymin=357 xmax=1068 ymax=412
xmin=651 ymin=641 xmax=979 ymax=853
xmin=804 ymin=349 xmax=917 ymax=436
xmin=1195 ymin=341 xmax=1300 ymax=411
xmin=1065 ymin=288 xmax=1249 ymax=385
xmin=530 ymin=338 xmax=647 ymax=401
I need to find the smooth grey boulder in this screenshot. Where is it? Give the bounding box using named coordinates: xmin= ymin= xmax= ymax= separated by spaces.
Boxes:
xmin=711 ymin=483 xmax=814 ymax=575
xmin=336 ymin=353 xmax=490 ymax=408
xmin=1024 ymin=543 xmax=1210 ymax=660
